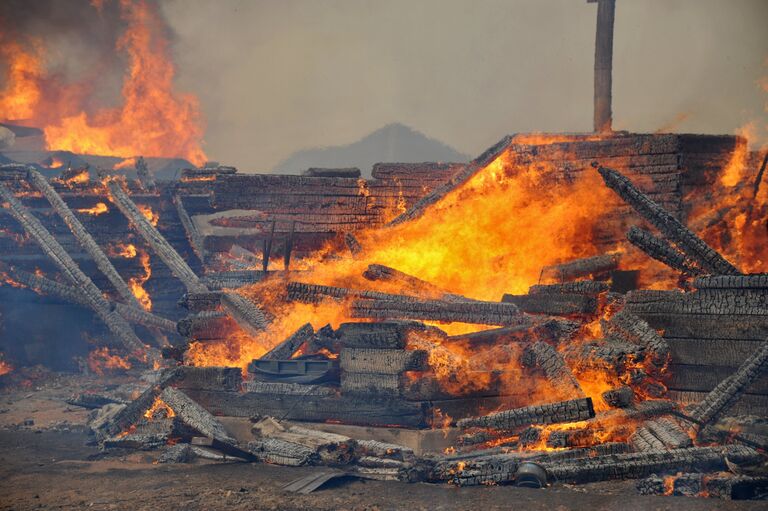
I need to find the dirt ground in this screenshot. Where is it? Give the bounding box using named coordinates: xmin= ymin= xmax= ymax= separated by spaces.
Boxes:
xmin=0 ymin=371 xmax=765 ymax=511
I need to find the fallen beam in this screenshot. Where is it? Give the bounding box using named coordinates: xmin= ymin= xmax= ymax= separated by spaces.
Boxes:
xmin=597 ymin=166 xmax=740 ymax=275
xmin=260 ymin=323 xmax=314 ymax=360
xmin=540 ymin=253 xmax=621 ymax=282
xmin=350 ymin=298 xmax=528 ymax=327
xmin=521 ymin=342 xmax=585 ymax=398
xmin=626 ymin=226 xmax=702 ymax=275
xmin=457 ymin=397 xmax=595 ymax=431
xmin=602 ymin=310 xmax=670 ymax=368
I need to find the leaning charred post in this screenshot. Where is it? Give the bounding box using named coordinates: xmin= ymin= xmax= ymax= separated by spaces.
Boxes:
xmin=597 ymin=166 xmax=741 ymax=275
xmin=0 ymin=183 xmax=155 ymax=361
xmin=626 ymin=226 xmax=703 ymax=276
xmin=521 ymin=342 xmax=585 ymax=398
xmin=457 ymin=397 xmax=595 ymax=431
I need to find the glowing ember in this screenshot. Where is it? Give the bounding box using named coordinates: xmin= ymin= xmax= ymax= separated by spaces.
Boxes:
xmin=143 ymin=396 xmax=175 ymax=420
xmin=0 ymin=1 xmax=206 ymax=165
xmin=45 ymin=156 xmax=67 ymax=169
xmin=76 ymin=202 xmax=109 ymax=216
xmin=87 ymin=347 xmax=131 ymax=375
xmin=137 ymin=204 xmax=159 ymax=227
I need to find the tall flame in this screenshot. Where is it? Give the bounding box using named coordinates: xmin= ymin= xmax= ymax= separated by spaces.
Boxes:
xmin=0 ymin=0 xmax=206 ymax=165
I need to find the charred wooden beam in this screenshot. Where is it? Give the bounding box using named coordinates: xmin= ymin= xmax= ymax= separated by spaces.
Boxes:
xmin=601 ymin=386 xmax=634 ymax=408
xmin=693 ymin=274 xmax=768 ymax=290
xmin=0 ymin=183 xmax=155 ymax=360
xmin=642 ymin=417 xmax=692 ymax=449
xmin=363 ymin=264 xmax=468 ymax=302
xmin=626 ymin=226 xmax=703 ymax=275
xmin=592 ymin=0 xmax=615 ymax=133
xmin=597 ymin=166 xmax=741 ymax=275
xmin=457 ymin=397 xmax=595 ymax=432
xmin=602 ymin=310 xmax=670 ymax=368
xmin=284 ymin=220 xmax=295 ymax=270
xmin=690 ymin=338 xmax=768 ymax=425
xmin=336 ymin=321 xmax=434 ymax=349
xmin=200 ymin=270 xmax=264 ymax=290
xmin=521 ymin=342 xmax=585 ymax=398
xmin=340 ymin=348 xmax=428 ymax=374
xmin=107 ymin=180 xmax=206 ymax=292
xmin=501 ymin=292 xmax=597 ymax=316
xmin=0 ymin=263 xmax=176 ymax=333
xmin=528 ymin=280 xmax=610 ymax=296
xmin=168 ymin=366 xmax=242 ymax=392
xmin=27 ymin=170 xmax=141 ymax=308
xmin=357 ymin=439 xmax=414 ymax=462
xmin=247 ymin=438 xmax=316 ymax=466
xmin=351 ymin=298 xmax=528 ymax=327
xmin=564 ymin=340 xmax=642 ymax=374
xmin=286 ymin=281 xmax=419 ymax=304
xmin=177 ymin=312 xmax=233 ymax=340
xmin=542 ymin=446 xmax=759 ymax=485
xmin=260 ymin=323 xmax=314 ymax=360
xmin=179 ymin=291 xmax=223 ymax=312
xmin=219 ymin=291 xmax=270 ymax=336
xmin=628 ymin=426 xmax=666 ymax=452
xmin=344 ymin=232 xmax=363 ymax=256
xmin=540 ymin=253 xmax=621 ymax=282
xmin=173 ymin=194 xmax=206 ymax=263
xmin=252 ymin=417 xmax=356 ymax=465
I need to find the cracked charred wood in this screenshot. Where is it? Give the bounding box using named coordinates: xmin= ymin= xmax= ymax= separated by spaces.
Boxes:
xmin=542 ymin=445 xmax=760 ymax=485
xmin=27 ymin=169 xmax=141 ymax=308
xmin=240 ymin=381 xmax=338 ymax=396
xmin=626 ymin=226 xmax=703 ymax=275
xmin=220 ymin=291 xmax=270 ymax=336
xmin=624 ymin=288 xmax=768 ymax=316
xmin=521 ymin=342 xmax=584 ymax=398
xmin=528 ymin=280 xmax=610 ymax=296
xmin=602 ymin=310 xmax=669 ymax=368
xmin=67 ymin=393 xmax=128 ymax=409
xmin=545 ymin=427 xmax=609 ymax=449
xmin=690 ymin=339 xmax=768 ymax=425
xmin=0 ymin=183 xmax=154 ymax=360
xmin=286 ymin=281 xmax=420 ymax=304
xmin=200 ymin=270 xmax=265 ymax=290
xmin=336 ymin=321 xmax=440 ymax=350
xmin=262 ymin=219 xmax=276 ymax=273
xmin=564 ymin=340 xmax=642 ymax=374
xmin=252 ymin=417 xmax=356 ymax=464
xmin=344 ymin=232 xmax=363 ymax=256
xmin=694 ymin=274 xmax=768 ymax=290
xmin=340 ymin=348 xmax=428 ymax=374
xmin=457 ymin=397 xmax=595 ymax=431
xmin=260 ymin=323 xmax=314 ymax=360
xmin=501 ymin=292 xmax=597 ymax=316
xmin=601 ymin=386 xmax=634 ymax=408
xmin=0 ymin=263 xmax=176 ymax=334
xmin=456 ymin=430 xmax=505 ymax=447
xmin=598 ymin=166 xmax=741 ymax=275
xmin=107 ymin=180 xmax=206 ymax=292
xmin=229 ymin=244 xmax=259 ymax=264
xmin=173 ymin=194 xmax=205 ymax=263
xmin=357 ymin=439 xmax=415 ymax=462
xmin=179 ymin=291 xmax=223 ymax=312
xmin=363 ymin=264 xmax=469 ymax=302
xmin=445 ymin=318 xmax=581 ymax=347
xmin=540 ymin=253 xmax=621 ymax=282
xmin=643 ymin=417 xmax=693 ymax=449
xmin=177 ymin=312 xmax=232 ymax=340
xmin=247 ymin=438 xmax=317 ymax=466
xmin=351 ymin=298 xmax=529 ymax=327
xmin=168 ymin=366 xmax=242 ymax=392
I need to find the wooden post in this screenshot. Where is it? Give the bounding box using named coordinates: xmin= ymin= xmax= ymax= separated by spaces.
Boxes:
xmin=591 ymin=0 xmax=615 ymax=133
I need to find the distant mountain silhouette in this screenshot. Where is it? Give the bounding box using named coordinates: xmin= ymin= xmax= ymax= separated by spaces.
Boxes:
xmin=273 ymin=123 xmax=470 ymax=177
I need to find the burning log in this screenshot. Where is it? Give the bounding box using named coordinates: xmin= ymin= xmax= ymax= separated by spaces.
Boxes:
xmin=601 ymin=310 xmax=670 ymax=368
xmin=626 ymin=226 xmax=703 ymax=275
xmin=260 ymin=323 xmax=314 ymax=360
xmin=107 ymin=180 xmax=206 ymax=292
xmin=229 ymin=244 xmax=259 ymax=265
xmin=344 ymin=232 xmax=363 ymax=256
xmin=540 ymin=253 xmax=621 ymax=282
xmin=543 ymin=445 xmax=760 ymax=485
xmin=251 ymin=417 xmax=356 ymax=464
xmin=694 ymin=274 xmax=768 ymax=290
xmin=363 ymin=264 xmax=468 ymax=302
xmin=169 ymin=366 xmax=242 ymax=392
xmin=0 ymin=263 xmax=176 ymax=334
xmin=0 ymin=183 xmax=155 ymax=361
xmin=564 ymin=340 xmax=642 ymax=374
xmin=173 ymin=194 xmax=206 ymax=262
xmin=286 ymin=281 xmax=420 ymax=304
xmin=638 ymin=472 xmax=768 ymax=499
xmin=642 ymin=417 xmax=692 ymax=449
xmin=601 ymin=386 xmax=634 ymax=408
xmin=528 ymin=280 xmax=610 ymax=295
xmin=27 ymin=169 xmax=142 ymax=308
xmin=200 ymin=270 xmax=264 ymax=290
xmin=597 ymin=166 xmax=741 ymax=275
xmin=457 ymin=397 xmax=595 ymax=432
xmin=357 ymin=439 xmax=414 ymax=462
xmin=690 ymin=338 xmax=768 ymax=425
xmin=521 ymin=342 xmax=585 ymax=398
xmin=177 ymin=312 xmax=233 ymax=340
xmin=501 ymin=292 xmax=597 ymax=316
xmin=340 ymin=348 xmax=429 ymax=374
xmin=337 ymin=321 xmax=439 ymax=350
xmin=350 ymin=298 xmax=529 ymax=327
xmin=220 ymin=291 xmax=270 ymax=336
xmin=179 ymin=291 xmax=223 ymax=312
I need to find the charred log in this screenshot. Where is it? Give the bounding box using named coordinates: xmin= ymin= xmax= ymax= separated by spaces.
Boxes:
xmin=457 ymin=397 xmax=595 ymax=432
xmin=260 ymin=323 xmax=314 ymax=360
xmin=540 ymin=253 xmax=621 ymax=282
xmin=521 ymin=342 xmax=585 ymax=398
xmin=528 ymin=280 xmax=610 ymax=296
xmin=626 ymin=226 xmax=702 ymax=275
xmin=602 ymin=310 xmax=670 ymax=368
xmin=350 ymin=297 xmax=528 ymax=327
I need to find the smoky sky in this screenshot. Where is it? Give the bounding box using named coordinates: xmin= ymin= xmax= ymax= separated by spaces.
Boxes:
xmin=160 ymin=0 xmax=768 ymax=172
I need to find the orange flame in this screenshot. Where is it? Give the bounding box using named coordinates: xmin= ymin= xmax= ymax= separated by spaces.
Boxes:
xmin=0 ymin=355 xmax=12 ymax=376
xmin=129 ymin=249 xmax=152 ymax=311
xmin=76 ymin=202 xmax=109 ymax=216
xmin=143 ymin=396 xmax=175 ymax=420
xmin=137 ymin=204 xmax=159 ymax=227
xmin=113 ymin=157 xmax=137 ymax=171
xmin=87 ymin=347 xmax=131 ymax=375
xmin=0 ymin=1 xmax=206 ymax=165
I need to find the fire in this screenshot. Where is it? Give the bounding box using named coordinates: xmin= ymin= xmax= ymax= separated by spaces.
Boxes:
xmin=137 ymin=204 xmax=159 ymax=227
xmin=58 ymin=169 xmax=90 ymax=188
xmin=109 ymin=242 xmax=138 ymax=258
xmin=0 ymin=1 xmax=206 ymax=166
xmin=113 ymin=157 xmax=137 ymax=171
xmin=87 ymin=347 xmax=132 ymax=375
xmin=46 ymin=157 xmax=66 ymax=169
xmin=129 ymin=249 xmax=152 ymax=311
xmin=76 ymin=202 xmax=109 ymax=216
xmin=0 ymin=355 xmax=12 ymax=376
xmin=143 ymin=396 xmax=175 ymax=420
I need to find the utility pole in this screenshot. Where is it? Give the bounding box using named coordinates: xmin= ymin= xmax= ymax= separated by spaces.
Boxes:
xmin=589 ymin=0 xmax=616 ymax=133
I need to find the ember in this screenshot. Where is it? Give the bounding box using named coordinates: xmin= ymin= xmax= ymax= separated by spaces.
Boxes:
xmin=87 ymin=347 xmax=131 ymax=375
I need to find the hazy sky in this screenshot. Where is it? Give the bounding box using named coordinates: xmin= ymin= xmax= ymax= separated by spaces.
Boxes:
xmin=162 ymin=0 xmax=768 ymax=171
